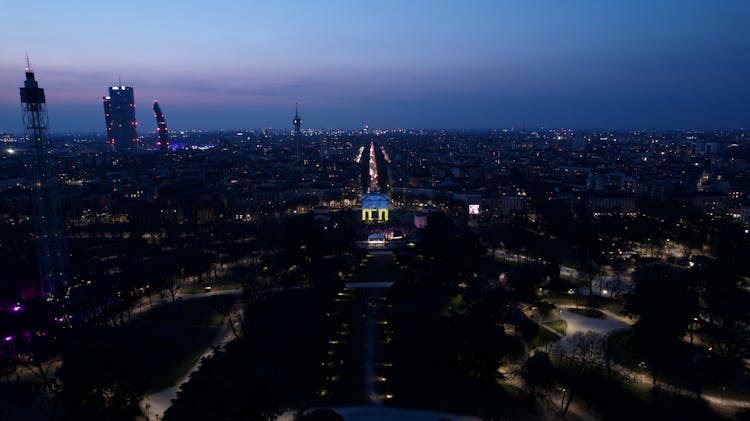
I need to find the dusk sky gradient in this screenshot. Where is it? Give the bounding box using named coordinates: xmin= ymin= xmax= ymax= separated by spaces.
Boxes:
xmin=1 ymin=0 xmax=749 ymax=132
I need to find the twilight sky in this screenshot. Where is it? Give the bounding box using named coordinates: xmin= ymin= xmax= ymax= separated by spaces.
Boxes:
xmin=1 ymin=0 xmax=749 ymax=132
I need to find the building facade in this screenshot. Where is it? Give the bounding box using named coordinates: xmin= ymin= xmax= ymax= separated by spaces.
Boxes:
xmin=103 ymin=85 xmax=138 ymax=148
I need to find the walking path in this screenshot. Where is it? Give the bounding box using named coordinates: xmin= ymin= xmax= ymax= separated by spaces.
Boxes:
xmin=138 ymin=290 xmax=242 ymax=420
xmin=277 ymin=406 xmax=480 ymax=421
xmin=346 ymin=281 xmax=393 ymax=405
xmin=362 ymin=292 xmax=380 ymax=405
xmin=531 ymin=305 xmax=750 ymax=412
xmin=139 ymin=309 xmax=241 ymax=420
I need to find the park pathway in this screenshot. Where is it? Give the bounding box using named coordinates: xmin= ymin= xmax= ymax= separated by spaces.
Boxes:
xmin=139 ymin=290 xmax=242 ymax=420
xmin=318 ymin=253 xmax=396 ymax=406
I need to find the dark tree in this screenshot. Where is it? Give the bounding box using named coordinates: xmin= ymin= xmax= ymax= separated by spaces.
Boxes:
xmin=521 ymin=351 xmax=553 ymax=410
xmin=575 ymin=221 xmax=604 ymax=296
xmin=627 ymin=264 xmax=699 ymax=389
xmin=506 ymin=263 xmax=546 ymax=302
xmin=552 ymin=331 xmax=607 ymax=415
xmin=417 ymin=212 xmax=484 ymax=288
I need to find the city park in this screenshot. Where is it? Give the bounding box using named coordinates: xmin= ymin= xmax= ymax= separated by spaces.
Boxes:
xmin=2 ymin=139 xmax=750 ymax=420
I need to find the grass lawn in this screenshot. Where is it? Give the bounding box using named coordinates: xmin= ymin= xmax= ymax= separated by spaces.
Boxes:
xmin=543 ymin=319 xmax=568 ymax=336
xmin=567 ymin=307 xmax=605 ymax=319
xmin=520 ymin=319 xmax=561 ymax=349
xmin=357 ymin=253 xmax=400 ymax=283
xmin=119 ymin=294 xmax=236 ymax=393
xmin=163 ymin=288 xmax=340 ymax=421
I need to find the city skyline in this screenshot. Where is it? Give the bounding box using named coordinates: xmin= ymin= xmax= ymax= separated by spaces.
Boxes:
xmin=2 ymin=1 xmax=750 ymax=131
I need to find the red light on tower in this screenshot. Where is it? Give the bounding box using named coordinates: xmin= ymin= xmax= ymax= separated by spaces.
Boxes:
xmin=153 ymin=101 xmax=170 ymax=151
xmin=103 ymin=85 xmax=137 ymax=149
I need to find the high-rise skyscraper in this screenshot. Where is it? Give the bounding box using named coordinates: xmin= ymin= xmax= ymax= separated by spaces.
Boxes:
xmin=153 ymin=100 xmax=170 ymax=150
xmin=19 ymin=61 xmax=70 ymax=298
xmin=103 ymin=84 xmax=138 ymax=148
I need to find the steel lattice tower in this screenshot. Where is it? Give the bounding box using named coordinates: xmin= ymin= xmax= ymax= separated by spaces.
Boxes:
xmin=19 ymin=61 xmax=70 ymax=298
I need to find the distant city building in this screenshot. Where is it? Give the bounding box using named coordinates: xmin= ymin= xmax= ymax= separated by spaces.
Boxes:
xmin=740 ymin=206 xmax=750 ymax=226
xmin=103 ymin=85 xmax=138 ymax=148
xmin=362 ymin=193 xmax=389 ymax=221
xmin=153 ymin=100 xmax=170 ymax=150
xmin=367 ymin=232 xmax=385 ymax=246
xmin=586 ymin=194 xmax=637 ymax=215
xmin=484 ymin=193 xmax=526 ymax=216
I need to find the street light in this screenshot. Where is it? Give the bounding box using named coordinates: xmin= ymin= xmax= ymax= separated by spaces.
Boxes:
xmin=559 ymin=388 xmax=567 ymax=412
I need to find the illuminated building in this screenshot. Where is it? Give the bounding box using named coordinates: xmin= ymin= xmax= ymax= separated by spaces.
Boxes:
xmin=153 ymin=100 xmax=170 ymax=150
xmin=367 ymin=233 xmax=385 ymax=246
xmin=103 ymin=84 xmax=138 ymax=148
xmin=362 ymin=194 xmax=389 ymax=221
xmin=361 ymin=141 xmax=389 ymax=221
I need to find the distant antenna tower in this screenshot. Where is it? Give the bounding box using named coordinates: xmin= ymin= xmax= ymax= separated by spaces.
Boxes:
xmin=153 ymin=100 xmax=170 ymax=150
xmin=19 ymin=60 xmax=71 ymax=298
xmin=293 ymin=102 xmax=302 ymax=136
xmin=293 ymin=102 xmax=302 ymax=161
